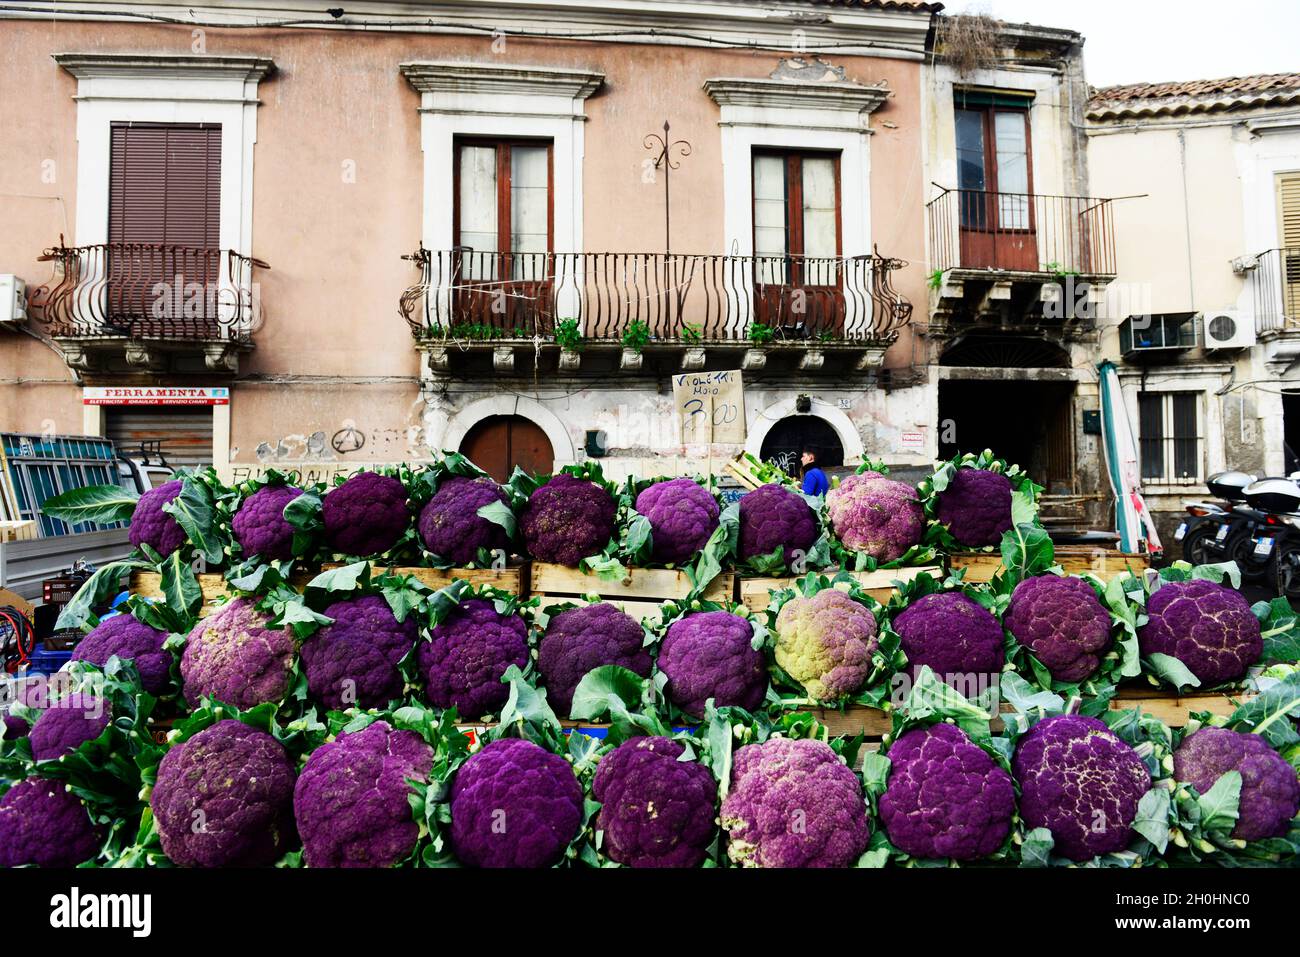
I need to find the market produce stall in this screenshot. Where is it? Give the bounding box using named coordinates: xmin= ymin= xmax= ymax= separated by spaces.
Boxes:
xmin=2 ymin=450 xmax=1296 ymax=869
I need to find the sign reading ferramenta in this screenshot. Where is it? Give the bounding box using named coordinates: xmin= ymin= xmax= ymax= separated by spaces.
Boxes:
xmin=83 ymin=387 xmax=230 ymax=406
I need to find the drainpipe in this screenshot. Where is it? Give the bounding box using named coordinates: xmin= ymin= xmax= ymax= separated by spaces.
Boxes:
xmin=1177 ymin=129 xmax=1197 ymax=311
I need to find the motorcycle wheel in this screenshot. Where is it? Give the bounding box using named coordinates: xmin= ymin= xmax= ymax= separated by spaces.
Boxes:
xmin=1275 ymin=543 xmax=1300 ymax=600
xmin=1224 ymin=530 xmax=1268 ymax=583
xmin=1181 ymin=524 xmax=1220 ymax=566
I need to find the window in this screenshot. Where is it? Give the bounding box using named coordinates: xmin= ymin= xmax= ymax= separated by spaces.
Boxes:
xmin=109 ymin=122 xmax=221 ymax=248
xmin=454 ymin=139 xmax=553 ymax=281
xmin=954 ymin=99 xmax=1032 ymax=230
xmin=108 ymin=122 xmax=222 ymax=328
xmin=752 ymin=150 xmax=841 ymax=286
xmin=1138 ymin=392 xmax=1202 ymax=483
xmin=1276 ymin=171 xmax=1300 ymax=318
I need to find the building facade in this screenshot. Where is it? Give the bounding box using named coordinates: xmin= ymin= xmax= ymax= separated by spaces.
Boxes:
xmin=1087 ymin=73 xmax=1300 ymax=545
xmin=1 ymin=4 xmax=1124 ymax=532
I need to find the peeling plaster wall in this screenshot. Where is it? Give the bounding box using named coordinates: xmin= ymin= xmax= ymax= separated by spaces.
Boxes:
xmin=420 ymin=378 xmax=934 ymax=481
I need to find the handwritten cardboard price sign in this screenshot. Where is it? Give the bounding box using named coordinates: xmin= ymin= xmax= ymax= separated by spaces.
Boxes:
xmin=673 ymin=370 xmax=745 ymax=444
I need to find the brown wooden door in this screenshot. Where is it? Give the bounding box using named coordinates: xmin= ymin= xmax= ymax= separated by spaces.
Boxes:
xmin=460 ymin=415 xmax=554 ymax=483
xmin=751 ymin=150 xmax=843 ymax=336
xmin=955 ymin=106 xmax=1038 ymax=272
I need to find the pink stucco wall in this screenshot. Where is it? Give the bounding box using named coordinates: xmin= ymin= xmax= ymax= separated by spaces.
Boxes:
xmin=0 ymin=20 xmax=928 ymax=459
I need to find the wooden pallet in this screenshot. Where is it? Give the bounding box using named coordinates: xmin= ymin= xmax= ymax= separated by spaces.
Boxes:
xmin=739 ymin=565 xmax=945 ymax=613
xmin=531 ymin=562 xmax=732 ymax=623
xmin=950 ymin=547 xmax=1151 ymax=584
xmin=130 ymin=564 xmax=525 ymax=617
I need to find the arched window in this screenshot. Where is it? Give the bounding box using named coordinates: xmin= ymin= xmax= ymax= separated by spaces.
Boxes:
xmin=460 ymin=414 xmax=554 ymax=482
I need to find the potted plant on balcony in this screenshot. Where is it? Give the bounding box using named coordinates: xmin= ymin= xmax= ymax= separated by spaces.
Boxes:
xmin=554 ymin=317 xmax=584 ymax=370
xmin=620 ymin=320 xmax=651 ymax=370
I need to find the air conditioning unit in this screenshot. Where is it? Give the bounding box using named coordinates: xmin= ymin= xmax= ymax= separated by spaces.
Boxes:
xmin=0 ymin=275 xmax=26 ymax=329
xmin=1203 ymin=310 xmax=1254 ymax=350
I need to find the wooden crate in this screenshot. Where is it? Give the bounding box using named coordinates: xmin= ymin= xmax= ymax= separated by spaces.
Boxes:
xmin=950 ymin=547 xmax=1151 ymax=584
xmin=453 ymin=690 xmax=1245 ymax=753
xmin=130 ymin=563 xmax=525 ymax=617
xmin=739 ymin=565 xmax=944 ymax=613
xmin=0 ymin=520 xmax=38 ymax=542
xmin=531 ymin=562 xmax=732 ymax=624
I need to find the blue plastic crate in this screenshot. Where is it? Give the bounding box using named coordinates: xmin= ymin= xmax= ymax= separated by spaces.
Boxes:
xmin=27 ymin=647 xmax=73 ymax=676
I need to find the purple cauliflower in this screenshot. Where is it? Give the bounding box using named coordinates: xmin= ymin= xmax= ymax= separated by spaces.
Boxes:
xmin=3 ymin=715 xmax=28 ymax=740
xmin=634 ymin=478 xmax=721 ymax=565
xmin=180 ymin=598 xmax=296 ymax=709
xmin=0 ymin=778 xmax=102 ymax=867
xmin=1139 ymin=579 xmax=1263 ymax=687
xmin=293 ymin=720 xmax=434 ymax=867
xmin=773 ymin=588 xmax=878 ymax=701
xmin=826 ymin=473 xmax=925 ymax=562
xmin=28 ymin=695 xmax=110 ymax=761
xmin=1013 ymin=714 xmax=1152 ymax=861
xmin=150 ymin=719 xmax=297 ymax=868
xmin=300 ymin=594 xmax=418 ymax=710
xmin=1004 ymin=575 xmax=1113 ymax=683
xmin=592 ymin=736 xmax=717 ymax=868
xmin=449 ymin=737 xmax=584 ymax=868
xmin=232 ymin=484 xmax=303 ymax=561
xmin=128 ymin=479 xmax=186 ymax=558
xmin=721 ymin=737 xmax=870 ymax=868
xmin=738 ymin=483 xmax=819 ymax=567
xmin=879 ymin=722 xmax=1015 ymax=860
xmin=892 ymin=591 xmax=1005 ymax=686
xmin=1174 ymin=727 xmax=1300 ymax=842
xmin=417 ymin=598 xmax=529 ymax=720
xmin=418 ymin=475 xmax=512 ymax=565
xmin=519 ymin=473 xmax=618 ymax=566
xmin=658 ymin=610 xmax=767 ymax=718
xmin=322 ymin=471 xmax=410 ymax=557
xmin=537 ymin=603 xmax=653 ymax=717
xmin=936 ymin=468 xmax=1013 ymax=548
xmin=71 ymin=613 xmax=172 ymax=695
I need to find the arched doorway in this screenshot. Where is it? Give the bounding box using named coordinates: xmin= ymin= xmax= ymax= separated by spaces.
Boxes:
xmin=460 ymin=415 xmax=554 ymax=483
xmin=759 ymin=415 xmax=844 ymax=479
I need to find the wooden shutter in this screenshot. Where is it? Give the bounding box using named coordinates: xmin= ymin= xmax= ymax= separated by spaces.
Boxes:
xmin=1277 ymin=172 xmax=1300 ymax=249
xmin=109 ymin=123 xmax=221 ymax=248
xmin=107 ymin=123 xmax=221 ymax=331
xmin=1277 ymin=173 xmax=1300 ymax=322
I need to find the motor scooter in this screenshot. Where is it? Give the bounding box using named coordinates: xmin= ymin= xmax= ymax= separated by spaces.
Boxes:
xmin=1175 ymin=471 xmax=1254 ymax=566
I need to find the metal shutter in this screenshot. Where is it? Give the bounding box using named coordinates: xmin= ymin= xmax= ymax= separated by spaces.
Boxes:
xmin=105 ymin=407 xmax=214 ymax=470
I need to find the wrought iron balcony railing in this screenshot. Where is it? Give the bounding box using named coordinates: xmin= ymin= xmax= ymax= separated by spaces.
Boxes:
xmin=927 ymin=188 xmax=1117 ymax=277
xmin=399 ymin=248 xmax=913 ymax=344
xmin=34 ymin=241 xmax=268 ymax=341
xmin=1243 ymin=247 xmax=1300 ymax=334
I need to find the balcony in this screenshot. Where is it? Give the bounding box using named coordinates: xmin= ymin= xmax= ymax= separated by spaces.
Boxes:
xmin=33 ymin=241 xmax=268 ymax=376
xmin=1242 ymin=247 xmax=1300 ymax=335
xmin=926 ymin=188 xmax=1117 ymax=332
xmin=399 ymin=247 xmax=912 ymax=376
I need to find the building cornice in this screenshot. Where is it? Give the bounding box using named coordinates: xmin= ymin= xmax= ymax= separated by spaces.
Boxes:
xmin=704 ymin=76 xmax=890 ymax=114
xmin=54 ymin=53 xmax=275 ymax=84
xmin=10 ymin=1 xmax=934 ymax=60
xmin=399 ymin=61 xmax=604 ymax=100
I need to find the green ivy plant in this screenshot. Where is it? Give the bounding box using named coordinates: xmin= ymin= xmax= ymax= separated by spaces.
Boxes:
xmin=681 ymin=322 xmax=703 ymax=344
xmin=747 ymin=322 xmax=775 ymax=345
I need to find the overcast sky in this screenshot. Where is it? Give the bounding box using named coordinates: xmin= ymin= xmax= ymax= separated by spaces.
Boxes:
xmin=946 ymin=0 xmax=1300 ymax=88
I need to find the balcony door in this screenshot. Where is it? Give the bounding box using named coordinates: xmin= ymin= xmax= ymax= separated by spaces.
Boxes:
xmin=955 ymin=102 xmax=1037 ymax=271
xmin=751 ymin=149 xmax=843 ymax=336
xmin=108 ymin=122 xmax=222 ymax=336
xmin=453 ymin=138 xmax=554 ymax=336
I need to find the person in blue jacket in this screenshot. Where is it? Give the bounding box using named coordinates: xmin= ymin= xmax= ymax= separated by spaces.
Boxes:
xmin=800 ymin=447 xmax=829 ymax=498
